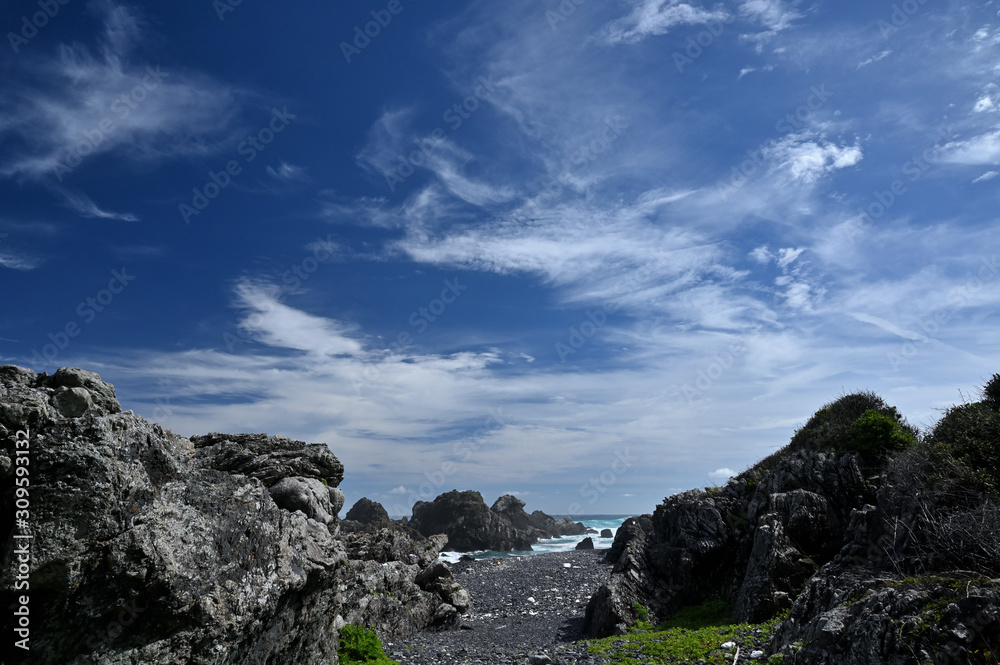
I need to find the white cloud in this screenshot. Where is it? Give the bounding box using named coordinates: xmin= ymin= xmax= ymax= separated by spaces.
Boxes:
xmin=0 ymin=252 xmax=40 ymax=271
xmin=973 ymin=95 xmax=996 ymax=113
xmin=600 ymin=0 xmax=731 ymax=45
xmin=233 ymin=281 xmax=364 ymax=357
xmin=57 ymin=188 xmax=139 ymax=222
xmin=857 ymin=49 xmax=891 ymax=69
xmin=776 ymin=247 xmax=804 ymax=269
xmin=709 ymin=467 xmax=736 ymax=481
xmin=750 ymin=245 xmax=773 ymax=263
xmin=850 ymin=312 xmax=927 ymax=342
xmin=940 ymin=130 xmax=1000 ymax=165
xmin=0 ymin=3 xmax=246 ymax=183
xmin=266 ymin=162 xmax=308 ymax=182
xmin=764 ymin=134 xmax=863 ymax=183
xmin=388 ymin=486 xmax=408 ymax=494
xmin=972 ymin=170 xmax=999 ymax=183
xmin=738 ymin=0 xmax=800 ymax=32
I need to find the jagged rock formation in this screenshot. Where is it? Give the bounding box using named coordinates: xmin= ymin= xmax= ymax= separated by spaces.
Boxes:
xmin=0 ymin=366 xmax=464 ymax=665
xmin=492 ymin=495 xmax=588 ymax=539
xmin=342 ymin=496 xmax=393 ymax=534
xmin=583 ymin=386 xmax=1000 ymax=664
xmin=346 ymin=496 xmax=391 ymax=526
xmin=576 ymin=537 xmax=595 ymax=550
xmin=410 ymin=490 xmax=535 ymax=552
xmin=409 ymin=491 xmax=587 ymax=552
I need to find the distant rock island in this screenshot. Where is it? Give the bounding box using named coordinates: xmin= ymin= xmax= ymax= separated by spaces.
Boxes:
xmin=2 ymin=365 xmax=998 ymax=664
xmin=406 ymin=490 xmax=587 ymax=552
xmin=343 ymin=491 xmax=590 ymax=553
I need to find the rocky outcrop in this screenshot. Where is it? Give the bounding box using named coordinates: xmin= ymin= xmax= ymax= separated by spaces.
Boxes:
xmin=584 ymin=385 xmax=1000 ymax=664
xmin=491 ymin=495 xmax=588 ymax=541
xmin=583 ymin=448 xmax=876 ymax=636
xmin=576 ymin=537 xmax=595 ymax=550
xmin=770 ymin=566 xmax=1000 ymax=664
xmin=529 ymin=510 xmax=589 ymax=538
xmin=414 ymin=561 xmax=471 ymax=627
xmin=346 ymin=497 xmax=391 ymax=526
xmin=585 ymin=513 xmax=658 ymax=636
xmin=410 ymin=490 xmax=534 ymax=552
xmin=0 ymin=366 xmax=460 ymax=664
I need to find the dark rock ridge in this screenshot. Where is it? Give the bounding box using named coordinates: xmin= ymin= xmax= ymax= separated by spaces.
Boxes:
xmin=0 ymin=366 xmax=465 ymax=665
xmin=409 ymin=491 xmax=587 ymax=552
xmin=583 ymin=385 xmax=1000 ymax=664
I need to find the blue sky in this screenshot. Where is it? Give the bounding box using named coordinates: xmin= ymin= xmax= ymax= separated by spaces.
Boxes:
xmin=2 ymin=0 xmax=999 ymax=517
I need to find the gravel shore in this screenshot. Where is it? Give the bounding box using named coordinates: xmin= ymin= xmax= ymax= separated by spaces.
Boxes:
xmin=388 ymin=549 xmax=612 ymax=665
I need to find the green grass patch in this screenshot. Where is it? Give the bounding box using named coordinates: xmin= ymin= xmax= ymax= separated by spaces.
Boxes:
xmin=657 ymin=599 xmax=732 ymax=630
xmin=635 ymin=602 xmax=650 ymax=622
xmin=584 ymin=601 xmax=787 ymax=665
xmin=338 ymin=625 xmax=399 ymax=665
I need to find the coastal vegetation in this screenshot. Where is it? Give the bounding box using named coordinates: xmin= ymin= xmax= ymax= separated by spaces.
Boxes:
xmin=586 ymin=600 xmax=786 ymax=665
xmin=337 ymin=625 xmax=400 ymax=665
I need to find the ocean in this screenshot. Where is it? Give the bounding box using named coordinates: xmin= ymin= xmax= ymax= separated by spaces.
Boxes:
xmin=438 ymin=515 xmax=632 ymax=563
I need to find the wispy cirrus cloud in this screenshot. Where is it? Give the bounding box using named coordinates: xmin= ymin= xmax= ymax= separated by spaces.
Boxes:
xmin=56 ymin=187 xmax=139 ymax=221
xmin=0 ymin=251 xmax=40 ymax=271
xmin=0 ymin=2 xmax=246 ymax=184
xmin=599 ymin=0 xmax=731 ymax=45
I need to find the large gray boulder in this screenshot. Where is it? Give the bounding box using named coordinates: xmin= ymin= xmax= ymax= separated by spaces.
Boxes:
xmin=268 ymin=476 xmax=340 ymax=525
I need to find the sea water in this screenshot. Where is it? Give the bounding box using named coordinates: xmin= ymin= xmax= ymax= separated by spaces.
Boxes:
xmin=438 ymin=515 xmax=632 ymax=563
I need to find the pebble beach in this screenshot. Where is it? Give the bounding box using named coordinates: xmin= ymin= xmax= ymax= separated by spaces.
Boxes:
xmin=389 ymin=549 xmax=612 ymax=665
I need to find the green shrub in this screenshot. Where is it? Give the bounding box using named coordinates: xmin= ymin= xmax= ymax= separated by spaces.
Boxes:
xmin=983 ymin=373 xmax=1000 ymax=411
xmin=337 ymin=625 xmax=399 ymax=665
xmin=847 ymin=409 xmax=917 ymax=456
xmin=787 ymin=391 xmax=917 ymax=457
xmin=931 ymin=401 xmax=1000 ymax=493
